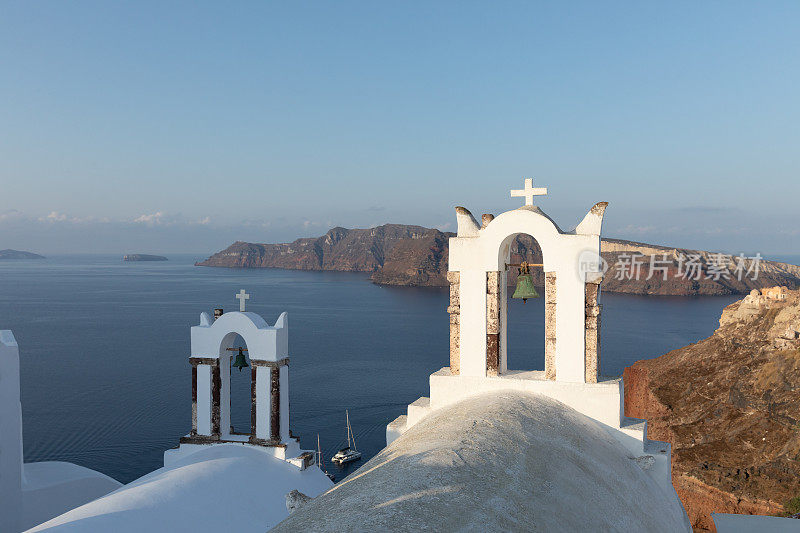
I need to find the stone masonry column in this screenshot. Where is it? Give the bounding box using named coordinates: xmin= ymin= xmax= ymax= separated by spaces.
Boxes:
xmin=486 ymin=271 xmax=501 ymax=376
xmin=211 ymin=362 xmax=221 ymax=438
xmin=190 ymin=363 xmax=198 ymax=435
xmin=250 ymin=366 xmax=257 ymax=437
xmin=270 ymin=366 xmax=280 ymax=441
xmin=544 ymin=272 xmax=557 ymax=380
xmin=585 ymin=281 xmax=602 ymax=383
xmin=447 ymin=271 xmax=461 ymax=375
xmin=184 ymin=357 xmax=217 ymax=440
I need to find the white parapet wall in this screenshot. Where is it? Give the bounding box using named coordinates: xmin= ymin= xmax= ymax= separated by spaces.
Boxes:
xmin=427 ymin=368 xmax=623 ymax=427
xmin=0 ymin=330 xmax=23 ymax=533
xmin=1 ymin=331 xmax=121 ymax=532
xmin=387 ymin=367 xmax=676 ymax=502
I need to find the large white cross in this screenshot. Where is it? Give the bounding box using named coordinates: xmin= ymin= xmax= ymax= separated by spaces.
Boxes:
xmin=510 ymin=178 xmax=547 ymax=206
xmin=236 ymin=289 xmax=250 ymax=312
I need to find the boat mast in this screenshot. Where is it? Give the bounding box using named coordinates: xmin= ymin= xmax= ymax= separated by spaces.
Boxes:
xmin=346 ymin=410 xmax=357 ymax=452
xmin=346 ymin=410 xmax=352 ymax=448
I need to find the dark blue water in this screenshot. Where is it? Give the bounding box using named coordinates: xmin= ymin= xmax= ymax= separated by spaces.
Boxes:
xmin=0 ymin=255 xmax=746 ymax=483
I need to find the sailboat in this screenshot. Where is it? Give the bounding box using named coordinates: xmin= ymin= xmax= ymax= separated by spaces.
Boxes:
xmin=317 ymin=434 xmax=335 ymax=481
xmin=331 ymin=410 xmax=362 ymax=465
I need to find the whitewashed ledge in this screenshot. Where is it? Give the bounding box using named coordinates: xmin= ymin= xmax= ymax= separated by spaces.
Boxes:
xmin=270 ymin=391 xmax=691 ymax=533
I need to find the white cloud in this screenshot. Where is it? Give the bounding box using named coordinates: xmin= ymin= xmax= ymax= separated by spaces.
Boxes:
xmin=37 ymin=211 xmax=101 ymax=224
xmin=0 ymin=209 xmax=25 ymax=222
xmin=132 ymin=212 xmax=215 ymax=227
xmin=133 ymin=211 xmax=168 ymax=226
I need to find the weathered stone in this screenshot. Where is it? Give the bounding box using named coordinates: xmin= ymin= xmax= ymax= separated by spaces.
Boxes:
xmin=250 ymin=366 xmax=257 ymax=436
xmin=585 ymin=316 xmax=600 ymax=383
xmin=270 ymin=366 xmax=280 ymax=440
xmin=545 ymin=272 xmax=557 ymax=301
xmin=585 ymin=282 xmax=600 ymax=307
xmin=191 ymin=365 xmax=198 ymax=435
xmin=449 ymin=287 xmax=460 ymax=307
xmin=584 ymin=281 xmax=602 ymax=383
xmin=448 ymin=272 xmax=461 ymax=375
xmin=286 ymin=490 xmax=312 ymax=514
xmin=486 ymin=272 xmax=502 ymax=373
xmin=211 ymin=365 xmax=221 ymax=436
xmin=544 ymin=272 xmax=557 ymax=381
xmin=487 ymin=271 xmax=501 ymax=294
xmin=486 ymin=334 xmax=499 ymax=376
xmin=545 ymin=338 xmax=556 ymax=380
xmin=449 ymin=325 xmax=460 ymax=375
xmin=481 ymin=213 xmax=495 ymax=228
xmin=250 ymin=358 xmax=289 ymax=367
xmin=545 ymin=303 xmax=557 ymax=338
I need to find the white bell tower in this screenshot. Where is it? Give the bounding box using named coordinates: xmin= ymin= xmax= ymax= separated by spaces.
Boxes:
xmin=168 ymin=291 xmax=314 ymax=468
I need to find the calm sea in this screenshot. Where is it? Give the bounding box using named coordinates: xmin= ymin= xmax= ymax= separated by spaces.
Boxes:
xmin=1 ymin=254 xmax=796 ymax=483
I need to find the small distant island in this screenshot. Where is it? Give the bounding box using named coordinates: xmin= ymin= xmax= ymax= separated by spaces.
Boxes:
xmin=0 ymin=249 xmax=45 ymax=260
xmin=123 ymin=254 xmax=168 ymax=262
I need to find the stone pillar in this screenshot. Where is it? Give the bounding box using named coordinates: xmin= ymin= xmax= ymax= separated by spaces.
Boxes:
xmin=188 ymin=357 xmax=217 ymax=438
xmin=544 ymin=272 xmax=557 ymax=380
xmin=190 ymin=364 xmax=198 ymax=435
xmin=270 ymin=366 xmax=280 ymax=441
xmin=250 ymin=366 xmax=257 ymax=437
xmin=279 ymin=364 xmax=290 ymax=442
xmin=447 ymin=271 xmax=461 ymax=375
xmin=211 ymin=363 xmax=221 ymax=438
xmin=486 ymin=271 xmax=501 ymax=376
xmin=251 ymin=359 xmax=288 ymax=444
xmin=585 ymin=281 xmax=602 ymax=383
xmin=252 ymin=364 xmax=271 ymax=442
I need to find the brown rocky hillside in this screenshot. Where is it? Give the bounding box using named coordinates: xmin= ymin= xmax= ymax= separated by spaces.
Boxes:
xmin=624 ymin=288 xmax=800 ymax=530
xmin=197 ymin=224 xmax=800 ymax=296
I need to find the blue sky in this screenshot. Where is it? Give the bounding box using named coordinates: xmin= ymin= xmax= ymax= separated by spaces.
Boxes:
xmin=1 ymin=1 xmax=798 ymax=255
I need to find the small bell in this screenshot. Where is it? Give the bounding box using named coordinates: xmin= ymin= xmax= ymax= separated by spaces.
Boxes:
xmin=232 ymin=347 xmax=249 ymax=371
xmin=512 ymin=262 xmax=540 ymax=303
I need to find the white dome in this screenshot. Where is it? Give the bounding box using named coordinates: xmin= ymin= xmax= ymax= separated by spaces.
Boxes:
xmin=273 ymin=391 xmax=690 ymax=532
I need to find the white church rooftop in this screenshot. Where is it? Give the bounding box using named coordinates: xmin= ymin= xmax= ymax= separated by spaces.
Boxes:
xmin=274 ymin=391 xmax=691 ymax=532
xmin=28 ymin=444 xmax=332 ymax=532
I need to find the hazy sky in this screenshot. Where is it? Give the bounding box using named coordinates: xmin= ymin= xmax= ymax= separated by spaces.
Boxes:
xmin=1 ymin=1 xmax=798 ymax=255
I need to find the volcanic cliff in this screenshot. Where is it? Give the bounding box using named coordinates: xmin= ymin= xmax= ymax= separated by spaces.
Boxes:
xmin=624 ymin=288 xmax=800 ymax=530
xmin=197 ymin=225 xmax=800 ymax=295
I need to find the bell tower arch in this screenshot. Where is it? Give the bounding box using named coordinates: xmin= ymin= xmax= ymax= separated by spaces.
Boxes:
xmin=388 ymin=182 xmax=678 ymax=507
xmin=447 ymin=182 xmax=607 ymax=384
xmin=181 ymin=294 xmax=294 ymax=459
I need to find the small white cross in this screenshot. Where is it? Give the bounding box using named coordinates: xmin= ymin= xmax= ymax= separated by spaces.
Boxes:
xmin=510 ymin=178 xmax=547 ymax=206
xmin=235 ymin=289 xmax=250 ymax=312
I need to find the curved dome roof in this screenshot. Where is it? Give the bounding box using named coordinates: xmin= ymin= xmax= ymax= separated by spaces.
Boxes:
xmin=273 ymin=391 xmax=690 ymax=532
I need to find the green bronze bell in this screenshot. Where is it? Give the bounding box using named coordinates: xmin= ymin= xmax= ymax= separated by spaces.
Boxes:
xmin=232 ymin=347 xmax=249 ymax=371
xmin=512 ymin=262 xmax=540 ymax=303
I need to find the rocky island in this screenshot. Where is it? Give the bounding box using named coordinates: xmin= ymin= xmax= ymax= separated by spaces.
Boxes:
xmin=196 ymin=225 xmax=800 ymax=296
xmin=624 ymin=287 xmax=800 ymax=529
xmin=0 ymin=249 xmax=45 ymax=260
xmin=123 ymin=254 xmax=168 ymax=262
